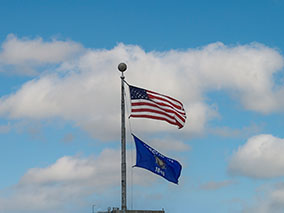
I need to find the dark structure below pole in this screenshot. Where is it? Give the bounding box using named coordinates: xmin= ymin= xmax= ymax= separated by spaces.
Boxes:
xmin=98 ymin=209 xmax=165 ymax=213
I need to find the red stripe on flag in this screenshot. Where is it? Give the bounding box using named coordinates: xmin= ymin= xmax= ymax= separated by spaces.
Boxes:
xmin=147 ymin=90 xmax=184 ymax=106
xmin=148 ymin=93 xmax=184 ymax=111
xmin=131 ymin=102 xmax=186 ymax=122
xmin=130 ymin=114 xmax=183 ymax=128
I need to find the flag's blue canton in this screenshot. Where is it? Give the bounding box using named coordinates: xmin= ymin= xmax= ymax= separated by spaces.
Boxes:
xmin=129 ymin=86 xmax=149 ymax=100
xmin=132 ymin=134 xmax=182 ymax=184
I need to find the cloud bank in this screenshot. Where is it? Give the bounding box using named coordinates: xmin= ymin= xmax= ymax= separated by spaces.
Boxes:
xmin=0 ymin=34 xmax=84 ymax=75
xmin=0 ymin=149 xmax=156 ymax=213
xmin=0 ymin=35 xmax=283 ymax=142
xmin=229 ymin=134 xmax=284 ymax=179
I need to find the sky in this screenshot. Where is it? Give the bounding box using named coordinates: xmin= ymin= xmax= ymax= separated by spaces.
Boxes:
xmin=0 ymin=0 xmax=284 ymax=212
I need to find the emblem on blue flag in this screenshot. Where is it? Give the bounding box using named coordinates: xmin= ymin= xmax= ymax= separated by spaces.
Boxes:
xmin=132 ymin=134 xmax=182 ymax=184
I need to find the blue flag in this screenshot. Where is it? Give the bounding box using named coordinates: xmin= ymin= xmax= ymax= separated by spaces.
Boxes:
xmin=132 ymin=134 xmax=182 ymax=184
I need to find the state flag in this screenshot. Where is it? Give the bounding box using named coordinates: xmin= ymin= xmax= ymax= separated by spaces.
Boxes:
xmin=132 ymin=134 xmax=182 ymax=184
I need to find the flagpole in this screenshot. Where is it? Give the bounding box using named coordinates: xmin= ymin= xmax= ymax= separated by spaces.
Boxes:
xmin=118 ymin=62 xmax=127 ymax=212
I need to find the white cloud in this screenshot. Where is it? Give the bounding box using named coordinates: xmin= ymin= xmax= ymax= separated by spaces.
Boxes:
xmin=191 ymin=42 xmax=284 ymax=113
xmin=228 ymin=134 xmax=284 ymax=178
xmin=0 ymin=34 xmax=84 ymax=75
xmin=0 ymin=149 xmax=156 ymax=212
xmin=0 ymin=37 xmax=283 ymax=141
xmin=20 ymin=155 xmax=99 ymax=185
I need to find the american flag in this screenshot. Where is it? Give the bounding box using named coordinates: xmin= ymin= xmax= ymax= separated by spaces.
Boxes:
xmin=129 ymin=85 xmax=186 ymax=129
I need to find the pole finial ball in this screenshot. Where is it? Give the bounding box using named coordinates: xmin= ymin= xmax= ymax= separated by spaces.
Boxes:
xmin=118 ymin=63 xmax=127 ymax=72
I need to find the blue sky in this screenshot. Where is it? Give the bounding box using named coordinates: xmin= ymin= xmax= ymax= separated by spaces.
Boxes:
xmin=0 ymin=0 xmax=284 ymax=212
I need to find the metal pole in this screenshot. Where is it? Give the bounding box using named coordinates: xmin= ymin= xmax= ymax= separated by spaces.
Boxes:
xmin=118 ymin=63 xmax=127 ymax=212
